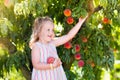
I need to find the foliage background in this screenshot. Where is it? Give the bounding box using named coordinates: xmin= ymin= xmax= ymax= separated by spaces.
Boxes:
xmin=0 ymin=0 xmax=120 ymax=80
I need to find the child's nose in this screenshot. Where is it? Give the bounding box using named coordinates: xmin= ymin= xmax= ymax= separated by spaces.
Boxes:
xmin=50 ymin=31 xmax=54 ymax=34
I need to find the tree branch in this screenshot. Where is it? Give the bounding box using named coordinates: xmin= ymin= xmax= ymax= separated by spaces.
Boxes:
xmin=94 ymin=5 xmax=103 ymax=13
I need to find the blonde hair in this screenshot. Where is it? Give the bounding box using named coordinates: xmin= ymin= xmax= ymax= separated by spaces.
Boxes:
xmin=29 ymin=16 xmax=53 ymax=49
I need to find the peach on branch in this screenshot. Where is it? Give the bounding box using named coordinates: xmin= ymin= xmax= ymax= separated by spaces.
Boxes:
xmin=78 ymin=60 xmax=84 ymax=67
xmin=66 ymin=17 xmax=74 ymax=24
xmin=75 ymin=44 xmax=80 ymax=52
xmin=113 ymin=49 xmax=118 ymax=53
xmin=64 ymin=41 xmax=72 ymax=49
xmin=82 ymin=37 xmax=88 ymax=43
xmin=103 ymin=17 xmax=111 ymax=24
xmin=47 ymin=57 xmax=55 ymax=64
xmin=74 ymin=53 xmax=81 ymax=60
xmin=86 ymin=59 xmax=95 ymax=68
xmin=90 ymin=62 xmax=95 ymax=68
xmin=63 ymin=9 xmax=72 ymax=17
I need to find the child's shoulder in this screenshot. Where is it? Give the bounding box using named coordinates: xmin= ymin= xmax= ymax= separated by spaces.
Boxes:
xmin=49 ymin=41 xmax=56 ymax=47
xmin=32 ymin=42 xmax=41 ymax=49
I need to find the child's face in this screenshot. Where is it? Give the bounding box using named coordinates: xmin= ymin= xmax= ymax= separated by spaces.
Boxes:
xmin=39 ymin=21 xmax=55 ymax=43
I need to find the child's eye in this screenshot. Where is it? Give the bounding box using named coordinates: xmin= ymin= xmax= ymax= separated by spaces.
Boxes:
xmin=47 ymin=29 xmax=50 ymax=31
xmin=47 ymin=28 xmax=54 ymax=32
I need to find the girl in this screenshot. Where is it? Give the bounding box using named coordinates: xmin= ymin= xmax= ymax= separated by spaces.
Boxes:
xmin=29 ymin=15 xmax=88 ymax=80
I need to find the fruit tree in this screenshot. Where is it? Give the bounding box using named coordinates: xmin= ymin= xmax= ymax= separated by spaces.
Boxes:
xmin=0 ymin=0 xmax=120 ymax=80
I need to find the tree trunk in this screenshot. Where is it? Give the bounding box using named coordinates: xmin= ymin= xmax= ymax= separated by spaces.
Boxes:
xmin=0 ymin=37 xmax=17 ymax=54
xmin=20 ymin=65 xmax=31 ymax=80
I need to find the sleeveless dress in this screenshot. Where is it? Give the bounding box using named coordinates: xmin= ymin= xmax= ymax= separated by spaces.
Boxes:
xmin=31 ymin=42 xmax=67 ymax=80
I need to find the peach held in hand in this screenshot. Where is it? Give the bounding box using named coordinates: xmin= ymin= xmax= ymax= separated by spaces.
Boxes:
xmin=47 ymin=57 xmax=55 ymax=64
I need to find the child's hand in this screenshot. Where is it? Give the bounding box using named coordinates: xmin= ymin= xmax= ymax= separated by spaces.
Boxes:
xmin=79 ymin=14 xmax=88 ymax=23
xmin=53 ymin=58 xmax=62 ymax=68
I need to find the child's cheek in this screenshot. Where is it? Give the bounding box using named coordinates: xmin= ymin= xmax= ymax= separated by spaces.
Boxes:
xmin=52 ymin=33 xmax=55 ymax=38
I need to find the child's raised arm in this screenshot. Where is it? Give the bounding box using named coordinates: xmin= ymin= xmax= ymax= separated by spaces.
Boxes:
xmin=52 ymin=15 xmax=88 ymax=47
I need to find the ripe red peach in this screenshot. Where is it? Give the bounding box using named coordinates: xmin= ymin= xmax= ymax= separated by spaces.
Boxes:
xmin=64 ymin=42 xmax=72 ymax=49
xmin=103 ymin=17 xmax=110 ymax=24
xmin=47 ymin=57 xmax=55 ymax=64
xmin=78 ymin=60 xmax=84 ymax=67
xmin=66 ymin=17 xmax=74 ymax=24
xmin=74 ymin=53 xmax=81 ymax=60
xmin=75 ymin=44 xmax=80 ymax=52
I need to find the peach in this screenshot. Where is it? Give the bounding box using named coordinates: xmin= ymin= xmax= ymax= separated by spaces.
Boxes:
xmin=66 ymin=17 xmax=74 ymax=24
xmin=74 ymin=53 xmax=81 ymax=60
xmin=90 ymin=62 xmax=95 ymax=68
xmin=113 ymin=49 xmax=118 ymax=53
xmin=63 ymin=9 xmax=71 ymax=17
xmin=75 ymin=44 xmax=80 ymax=52
xmin=64 ymin=42 xmax=72 ymax=49
xmin=78 ymin=60 xmax=84 ymax=67
xmin=103 ymin=17 xmax=110 ymax=24
xmin=47 ymin=57 xmax=55 ymax=64
xmin=82 ymin=37 xmax=88 ymax=43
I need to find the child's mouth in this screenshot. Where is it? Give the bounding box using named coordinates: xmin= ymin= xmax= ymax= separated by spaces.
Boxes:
xmin=48 ymin=35 xmax=52 ymax=38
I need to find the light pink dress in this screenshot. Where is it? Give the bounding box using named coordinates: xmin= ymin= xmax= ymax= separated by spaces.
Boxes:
xmin=32 ymin=42 xmax=67 ymax=80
